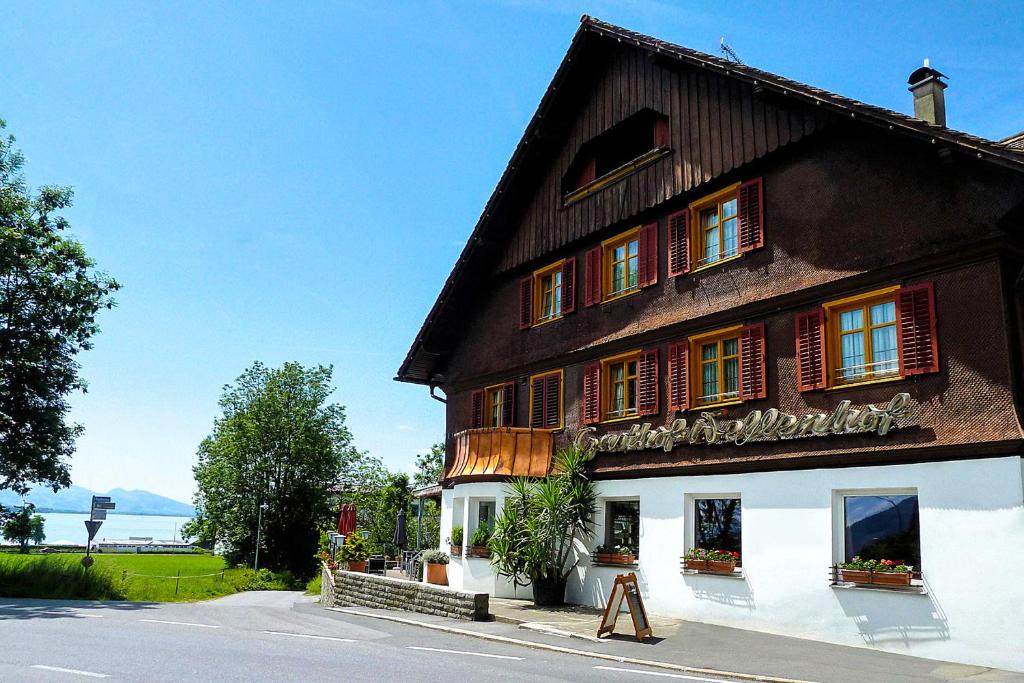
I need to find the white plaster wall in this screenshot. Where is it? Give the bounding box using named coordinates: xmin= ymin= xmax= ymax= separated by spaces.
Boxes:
xmin=443 ymin=456 xmax=1024 ymax=672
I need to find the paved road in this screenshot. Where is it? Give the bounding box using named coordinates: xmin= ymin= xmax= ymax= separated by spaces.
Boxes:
xmin=0 ymin=592 xmax=746 ymax=682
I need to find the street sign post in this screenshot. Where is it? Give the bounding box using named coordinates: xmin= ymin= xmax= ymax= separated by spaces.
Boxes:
xmin=84 ymin=520 xmax=103 ymax=540
xmin=83 ymin=496 xmax=116 ymax=568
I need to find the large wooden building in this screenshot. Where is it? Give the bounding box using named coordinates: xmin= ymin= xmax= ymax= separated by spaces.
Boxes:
xmin=397 ymin=17 xmax=1024 ymax=670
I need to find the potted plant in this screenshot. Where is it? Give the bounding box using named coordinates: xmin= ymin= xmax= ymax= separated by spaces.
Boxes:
xmin=489 ymin=446 xmax=597 ymax=606
xmin=593 ymin=544 xmax=635 ymax=565
xmin=449 ymin=526 xmax=464 ymax=556
xmin=706 ymin=549 xmax=740 ymax=573
xmin=469 ymin=523 xmax=492 ymax=558
xmin=682 ymin=547 xmax=709 ymax=571
xmin=422 ymin=549 xmax=449 ymax=585
xmin=838 ymin=557 xmax=914 ymax=586
xmin=317 ymin=549 xmax=337 ymax=571
xmin=337 ymin=534 xmax=371 ymax=572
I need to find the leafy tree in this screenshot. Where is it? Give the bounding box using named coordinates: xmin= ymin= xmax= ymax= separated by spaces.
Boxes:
xmin=2 ymin=504 xmax=35 ymax=552
xmin=413 ymin=443 xmax=444 ymax=488
xmin=29 ymin=514 xmax=45 ymax=545
xmin=0 ymin=119 xmax=120 ymax=496
xmin=184 ymin=362 xmax=361 ymax=578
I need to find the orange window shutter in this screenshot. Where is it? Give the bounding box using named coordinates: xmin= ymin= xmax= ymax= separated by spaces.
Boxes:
xmin=583 ymin=246 xmax=602 ymax=307
xmin=562 ymin=257 xmax=576 ymax=315
xmin=519 ymin=276 xmax=533 ymax=330
xmin=638 ymin=222 xmax=659 ymax=288
xmin=739 ymin=323 xmax=767 ymax=400
xmin=738 ymin=177 xmax=764 ymax=253
xmin=470 ymin=389 xmax=484 ymax=429
xmin=897 ymin=282 xmax=939 ymax=375
xmin=795 ymin=309 xmax=826 ymax=391
xmin=667 ymin=209 xmax=690 ymax=276
xmin=667 ymin=341 xmax=689 ymax=411
xmin=637 ymin=349 xmax=659 ymax=415
xmin=582 ymin=363 xmax=601 ymax=425
xmin=501 ymin=382 xmax=516 ymax=427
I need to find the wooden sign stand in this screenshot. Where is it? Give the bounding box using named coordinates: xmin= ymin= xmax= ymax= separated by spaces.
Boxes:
xmin=596 ymin=572 xmax=653 ymax=641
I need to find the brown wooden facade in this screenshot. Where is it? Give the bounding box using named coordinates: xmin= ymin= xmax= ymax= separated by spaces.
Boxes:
xmin=398 ymin=18 xmax=1024 ymax=484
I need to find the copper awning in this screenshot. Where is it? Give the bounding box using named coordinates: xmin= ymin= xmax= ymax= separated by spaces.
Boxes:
xmin=445 ymin=428 xmax=554 ymax=480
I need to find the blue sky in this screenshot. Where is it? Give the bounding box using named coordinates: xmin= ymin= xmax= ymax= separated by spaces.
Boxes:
xmin=1 ymin=2 xmax=1020 ymax=503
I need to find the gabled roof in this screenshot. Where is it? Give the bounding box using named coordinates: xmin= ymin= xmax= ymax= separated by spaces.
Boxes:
xmin=396 ymin=15 xmax=1024 ymax=386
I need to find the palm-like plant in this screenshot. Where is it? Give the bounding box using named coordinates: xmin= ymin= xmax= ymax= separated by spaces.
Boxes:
xmin=488 ymin=446 xmax=596 ymax=605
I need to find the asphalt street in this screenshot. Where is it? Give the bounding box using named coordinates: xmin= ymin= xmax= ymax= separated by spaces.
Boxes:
xmin=2 ymin=592 xmax=747 ymax=683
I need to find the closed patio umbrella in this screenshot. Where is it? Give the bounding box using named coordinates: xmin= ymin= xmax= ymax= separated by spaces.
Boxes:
xmin=392 ymin=504 xmax=408 ymax=551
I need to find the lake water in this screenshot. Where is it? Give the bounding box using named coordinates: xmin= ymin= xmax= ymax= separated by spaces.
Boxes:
xmin=3 ymin=512 xmax=194 ymax=546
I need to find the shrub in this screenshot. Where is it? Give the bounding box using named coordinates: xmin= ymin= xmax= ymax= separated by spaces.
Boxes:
xmin=422 ymin=549 xmax=449 ymax=565
xmin=337 ymin=534 xmax=371 ymax=562
xmin=450 ymin=526 xmax=464 ymax=545
xmin=471 ymin=523 xmax=491 ymax=547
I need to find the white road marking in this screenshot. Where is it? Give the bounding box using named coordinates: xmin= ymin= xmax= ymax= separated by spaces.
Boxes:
xmin=30 ymin=665 xmax=109 ymax=678
xmin=593 ymin=665 xmax=736 ymax=682
xmin=139 ymin=618 xmax=220 ymax=629
xmin=263 ymin=630 xmax=355 ymax=642
xmin=406 ymin=646 xmax=523 ymax=660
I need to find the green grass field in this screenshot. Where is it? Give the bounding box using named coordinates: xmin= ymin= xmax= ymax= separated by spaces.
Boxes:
xmin=0 ymin=553 xmax=300 ymax=602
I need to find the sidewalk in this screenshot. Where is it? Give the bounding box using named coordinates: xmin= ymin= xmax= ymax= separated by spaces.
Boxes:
xmin=326 ymin=598 xmax=1024 ymax=683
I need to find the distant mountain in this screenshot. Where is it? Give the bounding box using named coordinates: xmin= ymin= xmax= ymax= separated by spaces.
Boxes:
xmin=0 ymin=484 xmax=194 ymax=517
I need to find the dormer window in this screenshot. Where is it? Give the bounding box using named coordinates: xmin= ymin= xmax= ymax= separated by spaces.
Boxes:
xmin=563 ymin=109 xmax=670 ymax=204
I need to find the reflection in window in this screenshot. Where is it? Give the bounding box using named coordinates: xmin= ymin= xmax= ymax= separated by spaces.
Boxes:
xmin=605 ymin=500 xmax=640 ymax=554
xmin=843 ymin=493 xmax=920 ymax=569
xmin=478 ymin=501 xmax=495 ymax=529
xmin=694 ymin=498 xmax=741 ymax=555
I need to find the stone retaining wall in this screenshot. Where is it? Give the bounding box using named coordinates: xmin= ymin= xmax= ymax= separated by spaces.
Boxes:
xmin=322 ymin=565 xmax=488 ymax=621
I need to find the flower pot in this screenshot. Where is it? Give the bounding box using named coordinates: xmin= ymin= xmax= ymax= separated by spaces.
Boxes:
xmin=450 ymin=544 xmax=462 ymax=557
xmin=595 ymin=553 xmax=635 ymax=565
xmin=683 ymin=558 xmax=708 ymax=571
xmin=532 ymin=575 xmax=567 ymax=606
xmin=839 ymin=569 xmax=872 ymax=584
xmin=871 ymin=571 xmax=912 ymax=587
xmin=707 ymin=560 xmax=736 ymax=573
xmin=468 ymin=546 xmax=490 ymax=558
xmin=425 ymin=562 xmax=448 ymax=586
xmin=346 ymin=561 xmax=367 ymax=573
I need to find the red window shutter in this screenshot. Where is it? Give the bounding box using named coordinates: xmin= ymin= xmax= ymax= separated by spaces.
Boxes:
xmin=583 ymin=246 xmax=602 ymax=307
xmin=738 ymin=177 xmax=764 ymax=253
xmin=638 ymin=222 xmax=659 ymax=288
xmin=739 ymin=323 xmax=767 ymax=400
xmin=543 ymin=373 xmax=561 ymax=428
xmin=576 ymin=157 xmax=596 ymax=189
xmin=667 ymin=210 xmax=690 ymax=277
xmin=795 ymin=309 xmax=826 ymax=391
xmin=518 ymin=276 xmax=533 ymax=330
xmin=582 ymin=363 xmax=601 ymax=425
xmin=530 ymin=376 xmax=545 ymax=428
xmin=667 ymin=341 xmax=690 ymax=411
xmin=897 ymin=282 xmax=939 ymax=375
xmin=654 ymin=118 xmax=669 ymax=148
xmin=470 ymin=389 xmax=484 ymax=429
xmin=561 ymin=257 xmax=576 ymax=315
xmin=501 ymin=382 xmax=516 ymax=427
xmin=637 ymin=349 xmax=659 ymax=415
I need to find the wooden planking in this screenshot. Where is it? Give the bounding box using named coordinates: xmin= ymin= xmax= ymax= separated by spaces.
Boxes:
xmin=497 ymin=44 xmax=823 ymax=273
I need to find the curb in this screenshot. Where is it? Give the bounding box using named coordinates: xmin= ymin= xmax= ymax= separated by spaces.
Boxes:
xmin=328 ymin=607 xmax=817 ymax=683
xmin=517 ymin=621 xmax=607 ymax=644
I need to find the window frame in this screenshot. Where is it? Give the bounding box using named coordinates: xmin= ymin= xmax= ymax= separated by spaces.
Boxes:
xmin=684 ymin=492 xmax=743 ymax=566
xmin=483 ymin=383 xmax=506 ymax=428
xmin=831 ymin=487 xmax=921 ymax=573
xmin=531 ymin=259 xmax=566 ymax=327
xmin=688 ymin=325 xmax=744 ymax=410
xmin=601 ymin=227 xmax=641 ymax=303
xmin=602 ymin=498 xmax=641 ymax=557
xmin=824 ymin=286 xmax=902 ymax=390
xmin=689 ymin=183 xmax=741 ymax=272
xmin=600 ymin=350 xmax=641 ymax=423
xmin=528 ymin=369 xmax=564 ymax=430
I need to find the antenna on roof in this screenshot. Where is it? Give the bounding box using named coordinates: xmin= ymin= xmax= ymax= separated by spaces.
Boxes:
xmin=720 ymin=37 xmax=743 ymax=65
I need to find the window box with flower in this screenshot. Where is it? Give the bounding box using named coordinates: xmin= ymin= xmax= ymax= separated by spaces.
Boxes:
xmin=683 ymin=548 xmax=741 ymax=573
xmin=838 ymin=557 xmax=914 ymax=587
xmin=594 ymin=544 xmax=636 ymax=565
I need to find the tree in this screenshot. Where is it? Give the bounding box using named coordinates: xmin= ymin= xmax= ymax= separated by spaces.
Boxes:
xmin=2 ymin=504 xmax=35 ymax=553
xmin=0 ymin=119 xmax=120 ymax=496
xmin=488 ymin=447 xmax=597 ymax=605
xmin=413 ymin=443 xmax=444 ymax=488
xmin=29 ymin=514 xmax=45 ymax=545
xmin=183 ymin=362 xmax=361 ymax=578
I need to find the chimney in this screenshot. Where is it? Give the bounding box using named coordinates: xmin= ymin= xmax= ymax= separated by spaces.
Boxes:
xmin=907 ymin=59 xmax=948 ymax=126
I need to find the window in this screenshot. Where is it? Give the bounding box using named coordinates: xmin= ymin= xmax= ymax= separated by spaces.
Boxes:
xmin=605 ymin=500 xmax=640 ymax=555
xmin=830 ymin=294 xmax=899 ymax=385
xmin=836 ymin=490 xmax=921 ymax=571
xmin=535 ymin=262 xmax=563 ymax=323
xmin=602 ymin=352 xmax=640 ymax=420
xmin=484 ymin=385 xmax=505 ymax=428
xmin=694 ymin=333 xmax=740 ymax=407
xmin=669 ymin=179 xmax=763 ymax=276
xmin=520 ymin=259 xmax=575 ymax=329
xmin=691 ymin=184 xmax=740 ymax=270
xmin=477 ymin=501 xmax=496 ymax=529
xmin=471 ymin=382 xmax=514 ymax=429
xmin=529 ymin=370 xmax=563 ymax=429
xmin=603 ymin=228 xmax=640 ymax=301
xmin=691 ymin=496 xmax=742 ymax=558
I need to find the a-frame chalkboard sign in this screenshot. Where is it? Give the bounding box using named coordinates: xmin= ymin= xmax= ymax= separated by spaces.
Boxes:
xmin=596 ymin=572 xmax=653 ymax=641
